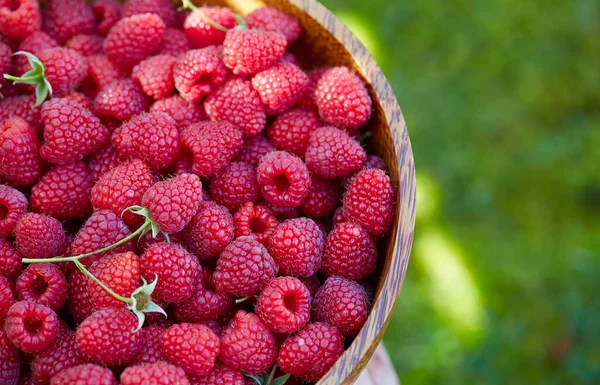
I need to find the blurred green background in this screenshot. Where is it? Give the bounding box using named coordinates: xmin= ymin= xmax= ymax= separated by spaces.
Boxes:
xmin=319 ymin=0 xmax=600 ymax=384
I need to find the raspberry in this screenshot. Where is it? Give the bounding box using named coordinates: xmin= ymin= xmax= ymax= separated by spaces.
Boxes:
xmin=64 ymin=34 xmax=103 ymax=56
xmin=343 ymin=168 xmax=394 ymax=235
xmin=312 ymin=276 xmax=369 ymax=336
xmin=13 ymin=32 xmax=58 ymax=78
xmin=67 ymin=270 xmax=94 ymax=324
xmin=141 ymin=173 xmax=203 ymax=233
xmin=150 ymin=95 xmax=206 ymax=129
xmin=132 ymin=325 xmax=167 ymax=365
xmin=363 ymin=154 xmax=387 ymax=171
xmin=252 ymin=63 xmax=308 ymax=115
xmin=88 ymin=144 xmax=126 ymax=180
xmin=233 ymin=202 xmax=278 ymax=246
xmin=188 ymin=364 xmax=244 ymax=385
xmin=223 ymin=29 xmax=286 ymax=76
xmin=183 ymin=201 xmax=234 ymax=260
xmin=104 ymin=13 xmax=166 ymax=69
xmin=88 ymin=252 xmax=141 ymax=310
xmin=112 ymin=112 xmax=180 ymax=170
xmin=40 ymin=98 xmax=110 ymax=164
xmin=0 ymin=275 xmax=15 ymax=324
xmin=132 ymin=54 xmax=177 ymax=100
xmin=121 ymin=362 xmax=189 ymax=385
xmin=0 ymin=117 xmax=42 ymax=187
xmin=0 ymin=239 xmax=22 ymax=279
xmin=213 ymin=236 xmax=278 ymax=297
xmin=174 ymin=49 xmax=228 ymax=103
xmin=122 ymin=0 xmax=176 ymax=26
xmin=86 ymin=54 xmax=126 ymax=92
xmin=299 ymin=176 xmax=340 ymax=218
xmin=0 ymin=184 xmax=27 ymax=238
xmin=30 ymin=330 xmax=86 ymax=383
xmin=16 ymin=263 xmax=67 ymax=311
xmin=332 ymin=206 xmax=346 ymax=226
xmin=173 ymin=268 xmax=231 ymax=323
xmin=92 ymin=0 xmax=122 ymax=36
xmin=5 ymin=301 xmax=60 ymax=353
xmin=315 ymin=66 xmax=372 ymax=129
xmin=184 ymin=6 xmax=236 ymax=48
xmin=0 ymin=41 xmax=11 ymax=89
xmin=0 ymin=0 xmax=41 ymax=40
xmin=161 ymin=323 xmax=220 ymax=376
xmin=210 ymin=162 xmax=259 ymax=211
xmin=136 ymin=230 xmax=183 ymax=255
xmin=234 ymin=134 xmax=275 ymax=168
xmin=277 ymin=322 xmax=344 ymax=382
xmin=255 ymin=276 xmax=310 ymax=334
xmin=304 ymin=126 xmax=366 ymax=178
xmin=256 ymin=151 xmax=311 ymax=208
xmin=180 ymin=121 xmax=243 ymax=177
xmin=0 ymin=94 xmax=43 ymax=135
xmin=268 ymin=217 xmax=324 ymax=277
xmin=76 ymin=307 xmax=141 ymax=365
xmin=30 ymin=162 xmax=94 ymax=219
xmin=204 ymin=78 xmax=267 ymax=137
xmin=298 ymin=275 xmax=320 ymax=301
xmin=63 ymin=91 xmax=93 ymax=110
xmin=91 ymin=159 xmax=153 ymax=225
xmin=219 ymin=310 xmax=277 ymax=374
xmin=267 ymin=108 xmax=321 ymax=157
xmin=0 ymin=330 xmax=19 ymax=385
xmin=15 ymin=213 xmax=65 ymax=260
xmin=246 ymin=7 xmax=302 ymax=44
xmin=94 ymin=79 xmax=150 ymax=121
xmin=50 ymin=364 xmax=118 ymax=385
xmin=141 ymin=242 xmax=201 ymax=303
xmin=156 ymin=28 xmax=191 ymax=56
xmin=323 ymin=222 xmax=377 ymax=280
xmin=43 ymin=0 xmax=95 ymax=43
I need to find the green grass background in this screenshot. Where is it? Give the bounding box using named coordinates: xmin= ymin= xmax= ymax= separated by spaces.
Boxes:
xmin=319 ymin=0 xmax=600 ymax=383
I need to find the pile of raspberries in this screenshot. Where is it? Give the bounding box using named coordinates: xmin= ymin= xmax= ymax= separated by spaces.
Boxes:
xmin=0 ymin=0 xmax=397 ymax=384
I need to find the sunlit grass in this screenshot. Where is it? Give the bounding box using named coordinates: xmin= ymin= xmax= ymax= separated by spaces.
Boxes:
xmin=334 ymin=11 xmax=381 ymax=61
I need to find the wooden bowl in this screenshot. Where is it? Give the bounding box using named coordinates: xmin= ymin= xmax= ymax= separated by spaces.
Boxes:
xmin=209 ymin=1 xmax=417 ymax=383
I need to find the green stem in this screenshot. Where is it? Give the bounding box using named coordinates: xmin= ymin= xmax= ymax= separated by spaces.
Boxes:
xmin=265 ymin=365 xmax=278 ymax=385
xmin=74 ymin=260 xmax=132 ymax=304
xmin=181 ymin=0 xmax=231 ymax=32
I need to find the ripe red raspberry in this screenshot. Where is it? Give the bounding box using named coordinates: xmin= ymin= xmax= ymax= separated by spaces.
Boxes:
xmin=255 ymin=276 xmax=310 ymax=334
xmin=204 ymin=78 xmax=267 ymax=137
xmin=315 ymin=66 xmax=372 ymax=129
xmin=0 ymin=41 xmax=11 ymax=89
xmin=43 ymin=0 xmax=95 ymax=43
xmin=156 ymin=28 xmax=191 ymax=56
xmin=183 ymin=201 xmax=234 ymax=260
xmin=161 ymin=323 xmax=220 ymax=376
xmin=321 ymin=222 xmax=377 ymax=281
xmin=87 ymin=144 xmax=125 ymax=180
xmin=256 ymin=150 xmax=311 ymax=208
xmin=180 ymin=121 xmax=243 ymax=177
xmin=0 ymin=117 xmax=42 ymax=187
xmin=213 ymin=236 xmax=278 ymax=296
xmin=30 ymin=330 xmax=87 ymax=383
xmin=95 ymin=79 xmax=150 ymax=121
xmin=173 ymin=268 xmax=231 ymax=323
xmin=5 ymin=301 xmax=59 ymax=353
xmin=277 ymin=322 xmax=344 ymax=382
xmin=268 ymin=217 xmax=324 ymax=277
xmin=131 ymin=325 xmax=167 ymax=365
xmin=64 ymin=34 xmax=103 ymax=56
xmin=0 ymin=0 xmax=41 ymax=40
xmin=67 ymin=270 xmax=94 ymax=323
xmin=0 ymin=275 xmax=15 ymax=324
xmin=174 ymin=49 xmax=227 ymax=103
xmin=267 ymin=108 xmax=321 ymax=157
xmin=219 ymin=310 xmax=277 ymax=374
xmin=76 ymin=307 xmax=141 ymax=365
xmin=252 ymin=63 xmax=308 ymax=115
xmin=312 ymin=276 xmax=369 ymax=336
xmin=16 ymin=263 xmax=67 ymax=311
xmin=0 ymin=330 xmax=19 ymax=385
xmin=131 ymin=54 xmax=175 ymax=100
xmin=104 ymin=13 xmax=166 ymax=69
xmin=246 ymin=7 xmax=302 ymax=44
xmin=86 ymin=54 xmax=126 ymax=91
xmin=15 ymin=213 xmax=65 ymax=260
xmin=63 ymin=91 xmax=93 ymax=110
xmin=298 ymin=275 xmax=320 ymax=302
xmin=122 ymin=0 xmax=176 ymax=26
xmin=121 ymin=361 xmax=189 ymax=385
xmin=92 ymin=0 xmax=122 ymax=36
xmin=0 ymin=239 xmax=21 ymax=280
xmin=112 ymin=112 xmax=179 ymax=170
xmin=210 ymin=162 xmax=259 ymax=211
xmin=0 ymin=184 xmax=27 ymax=238
xmin=343 ymin=168 xmax=394 ymax=236
xmin=234 ymin=134 xmax=275 ymax=168
xmin=91 ymin=159 xmax=153 ymax=225
xmin=150 ymin=95 xmax=206 ymax=129
xmin=40 ymin=98 xmax=110 ymax=164
xmin=184 ymin=6 xmax=236 ymax=48
xmin=50 ymin=364 xmax=118 ymax=385
xmin=223 ymin=29 xmax=286 ymax=76
xmin=299 ymin=176 xmax=340 ymax=218
xmin=88 ymin=252 xmax=141 ymax=310
xmin=304 ymin=126 xmax=366 ymax=178
xmin=188 ymin=364 xmax=244 ymax=385
xmin=233 ymin=202 xmax=278 ymax=246
xmin=0 ymin=95 xmax=43 ymax=136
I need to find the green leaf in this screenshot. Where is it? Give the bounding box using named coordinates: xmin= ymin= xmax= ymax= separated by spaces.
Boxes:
xmin=271 ymin=374 xmax=291 ymax=385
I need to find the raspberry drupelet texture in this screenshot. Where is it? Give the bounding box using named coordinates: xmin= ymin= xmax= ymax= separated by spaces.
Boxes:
xmin=174 ymin=269 xmax=231 ymax=323
xmin=92 ymin=0 xmax=122 ymax=36
xmin=277 ymin=322 xmax=345 ymax=382
xmin=131 ymin=54 xmax=176 ymax=100
xmin=63 ymin=91 xmax=93 ymax=110
xmin=104 ymin=13 xmax=166 ymax=69
xmin=5 ymin=301 xmax=60 ymax=353
xmin=235 ymin=135 xmax=275 ymax=168
xmin=112 ymin=112 xmax=180 ymax=170
xmin=300 ymin=175 xmax=340 ymax=218
xmin=76 ymin=307 xmax=141 ymax=366
xmin=86 ymin=54 xmax=127 ymax=92
xmin=252 ymin=62 xmax=309 ymax=115
xmin=43 ymin=0 xmax=95 ymax=43
xmin=183 ymin=201 xmax=234 ymax=260
xmin=213 ymin=236 xmax=278 ymax=296
xmin=312 ymin=276 xmax=370 ymax=336
xmin=87 ymin=144 xmax=126 ymax=180
xmin=68 ymin=270 xmax=94 ymax=323
xmin=0 ymin=184 xmax=27 ymax=238
xmin=30 ymin=329 xmax=87 ymax=383
xmin=65 ymin=34 xmax=104 ymax=56
xmin=0 ymin=329 xmax=19 ymax=385
xmin=255 ymin=276 xmax=310 ymax=333
xmin=16 ymin=263 xmax=67 ymax=311
xmin=257 ymin=150 xmax=312 ymax=208
xmin=174 ymin=49 xmax=228 ymax=103
xmin=210 ymin=162 xmax=260 ymax=211
xmin=246 ymin=7 xmax=302 ymax=44
xmin=267 ymin=108 xmax=322 ymax=157
xmin=0 ymin=41 xmax=11 ymax=92
xmin=223 ymin=29 xmax=287 ymax=76
xmin=95 ymin=79 xmax=150 ymax=121
xmin=184 ymin=6 xmax=236 ymax=48
xmin=13 ymin=32 xmax=57 ymax=78
xmin=121 ymin=361 xmax=190 ymax=385
xmin=188 ymin=364 xmax=244 ymax=385
xmin=219 ymin=310 xmax=277 ymax=374
xmin=0 ymin=117 xmax=42 ymax=187
xmin=122 ymin=0 xmax=176 ymax=26
xmin=40 ymin=98 xmax=110 ymax=165
xmin=321 ymin=222 xmax=377 ymax=281
xmin=150 ymin=95 xmax=206 ymax=129
xmin=50 ymin=364 xmax=118 ymax=385
xmin=0 ymin=239 xmax=21 ymax=280
xmin=35 ymin=47 xmax=88 ymax=97
xmin=0 ymin=0 xmax=41 ymax=40
xmin=157 ymin=28 xmax=191 ymax=56
xmin=233 ymin=202 xmax=278 ymax=246
xmin=0 ymin=95 xmax=43 ymax=136
xmin=0 ymin=275 xmax=15 ymax=324
xmin=132 ymin=325 xmax=167 ymax=365
xmin=161 ymin=323 xmax=220 ymax=376
xmin=204 ymin=78 xmax=267 ymax=137
xmin=343 ymin=168 xmax=395 ymax=236
xmin=88 ymin=251 xmax=141 ymax=310
xmin=305 ymin=126 xmax=366 ymax=178
xmin=15 ymin=213 xmax=65 ymax=260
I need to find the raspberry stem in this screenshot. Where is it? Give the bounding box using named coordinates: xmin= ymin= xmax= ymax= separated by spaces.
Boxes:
xmin=3 ymin=51 xmax=53 ymax=107
xmin=73 ymin=259 xmax=131 ymax=303
xmin=181 ymin=0 xmax=246 ymax=31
